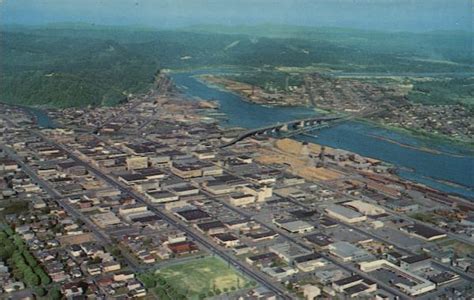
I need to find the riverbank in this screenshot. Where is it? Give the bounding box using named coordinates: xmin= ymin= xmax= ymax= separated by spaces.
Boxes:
xmin=355 ymin=118 xmax=474 ymax=155
xmin=197 ymin=74 xmax=307 ymax=107
xmin=0 ymin=102 xmax=57 ymax=129
xmin=171 ymin=69 xmax=474 ymax=199
xmin=197 ymin=74 xmax=473 ymax=150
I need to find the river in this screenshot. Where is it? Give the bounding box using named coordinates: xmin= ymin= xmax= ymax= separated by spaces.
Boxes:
xmin=170 ymin=70 xmax=474 ymax=200
xmin=21 ymin=106 xmax=56 ymax=129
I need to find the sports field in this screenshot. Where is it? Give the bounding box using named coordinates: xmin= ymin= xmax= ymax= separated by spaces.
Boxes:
xmin=156 ymin=256 xmax=252 ymax=299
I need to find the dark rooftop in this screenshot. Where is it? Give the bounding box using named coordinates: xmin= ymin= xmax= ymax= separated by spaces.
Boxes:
xmin=176 ymin=209 xmax=210 ymax=221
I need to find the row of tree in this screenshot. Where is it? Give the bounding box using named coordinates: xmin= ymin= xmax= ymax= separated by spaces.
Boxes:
xmin=0 ymin=226 xmax=61 ymax=299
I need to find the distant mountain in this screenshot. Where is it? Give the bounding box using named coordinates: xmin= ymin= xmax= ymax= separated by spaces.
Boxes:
xmin=182 ymin=24 xmax=474 ymax=65
xmin=1 ymin=24 xmax=472 ymax=108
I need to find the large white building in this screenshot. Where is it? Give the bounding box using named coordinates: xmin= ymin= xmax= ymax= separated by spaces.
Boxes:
xmin=344 ymin=200 xmax=385 ymax=216
xmin=325 ymin=204 xmax=367 ymax=223
xmin=359 ymin=260 xmax=436 ymax=296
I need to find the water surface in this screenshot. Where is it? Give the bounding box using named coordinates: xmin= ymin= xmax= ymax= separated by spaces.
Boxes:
xmin=171 ymin=70 xmax=474 ymax=199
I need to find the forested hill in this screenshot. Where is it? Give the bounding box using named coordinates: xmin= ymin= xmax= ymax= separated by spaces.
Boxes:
xmin=0 ymin=30 xmax=159 ymax=107
xmin=1 ymin=24 xmax=472 ymax=108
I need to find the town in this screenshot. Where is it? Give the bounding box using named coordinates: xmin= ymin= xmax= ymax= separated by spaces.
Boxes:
xmin=1 ymin=74 xmax=473 ymax=300
xmin=200 ymin=73 xmax=473 ymax=144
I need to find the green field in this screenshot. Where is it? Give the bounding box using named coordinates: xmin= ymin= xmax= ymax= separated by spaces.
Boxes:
xmin=142 ymin=256 xmax=253 ymax=299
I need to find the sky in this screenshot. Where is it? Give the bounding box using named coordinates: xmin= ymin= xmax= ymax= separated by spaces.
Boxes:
xmin=0 ymin=0 xmax=472 ymax=32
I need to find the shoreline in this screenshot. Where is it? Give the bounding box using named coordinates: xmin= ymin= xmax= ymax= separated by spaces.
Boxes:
xmin=196 ymin=74 xmax=473 ymax=150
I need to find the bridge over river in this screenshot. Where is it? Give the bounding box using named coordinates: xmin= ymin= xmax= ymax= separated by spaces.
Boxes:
xmin=220 ymin=115 xmax=343 ymax=148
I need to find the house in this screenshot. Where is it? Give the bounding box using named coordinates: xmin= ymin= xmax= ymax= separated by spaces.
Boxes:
xmin=0 ymin=159 xmax=19 ymax=172
xmin=103 ymin=261 xmax=121 ymax=272
xmin=114 ymin=271 xmax=135 ymax=282
xmin=87 ymin=263 xmax=102 ymax=275
xmin=167 ymin=241 xmax=199 ymax=255
xmin=61 ymin=282 xmax=84 ymax=298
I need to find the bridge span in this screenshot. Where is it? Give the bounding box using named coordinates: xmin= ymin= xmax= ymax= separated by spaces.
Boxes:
xmin=220 ymin=115 xmax=342 ymax=148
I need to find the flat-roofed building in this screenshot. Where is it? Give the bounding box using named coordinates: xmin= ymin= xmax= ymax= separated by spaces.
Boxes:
xmin=192 ymin=149 xmax=216 ymax=160
xmin=170 ymin=162 xmax=202 ymax=178
xmin=325 ymin=204 xmax=367 ymax=223
xmin=212 ymin=233 xmax=240 ymax=247
xmin=118 ymin=173 xmax=147 ymax=185
xmin=269 ymin=242 xmax=311 ymax=263
xmin=239 ymin=184 xmax=273 ymax=202
xmin=126 ymin=156 xmax=148 ymax=170
xmin=274 ymin=219 xmax=315 ymax=234
xmin=400 ymin=253 xmax=431 ymax=271
xmin=328 ymin=241 xmax=374 ymax=262
xmin=294 ymin=253 xmax=327 ymax=272
xmin=90 ymin=212 xmax=121 ymax=228
xmin=262 ymin=266 xmax=299 ymax=281
xmin=246 ymin=252 xmax=279 ymax=266
xmin=228 ymin=192 xmax=256 ymax=207
xmin=118 ymin=204 xmax=148 ymax=216
xmin=246 ymin=231 xmax=279 ymax=242
xmin=304 ymin=233 xmax=333 ymax=249
xmin=359 ymin=260 xmax=436 ymax=296
xmin=401 ymin=224 xmax=447 ymax=241
xmin=146 ymin=191 xmax=179 ymax=203
xmin=196 ymin=220 xmax=227 ymax=235
xmin=169 ymin=183 xmax=199 ymax=196
xmin=138 ymin=168 xmax=166 ymax=180
xmin=202 ymin=165 xmax=223 ymax=176
xmin=175 ymin=208 xmax=210 ymax=222
xmin=203 ymin=180 xmax=236 ymax=195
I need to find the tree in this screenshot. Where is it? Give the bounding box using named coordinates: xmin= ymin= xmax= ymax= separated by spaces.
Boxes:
xmin=49 ymin=287 xmax=62 ymax=300
xmin=34 ymin=287 xmax=47 ymax=297
xmin=4 ymin=227 xmax=14 ymax=236
xmin=23 ymin=269 xmax=40 ymax=286
xmin=23 ymin=251 xmax=37 ymax=267
xmin=110 ymin=247 xmax=122 ymax=257
xmin=140 ymin=274 xmax=156 ymax=289
xmin=13 ymin=235 xmax=25 ymax=250
xmin=34 ymin=267 xmax=51 ymax=285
